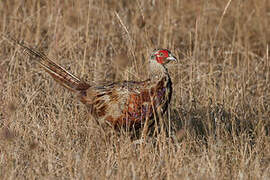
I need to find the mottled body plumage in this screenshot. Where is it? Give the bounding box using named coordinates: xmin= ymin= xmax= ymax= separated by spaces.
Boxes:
xmin=80 ymin=74 xmax=172 ymax=129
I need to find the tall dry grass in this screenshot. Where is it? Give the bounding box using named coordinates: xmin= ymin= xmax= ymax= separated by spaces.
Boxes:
xmin=0 ymin=0 xmax=269 ymax=179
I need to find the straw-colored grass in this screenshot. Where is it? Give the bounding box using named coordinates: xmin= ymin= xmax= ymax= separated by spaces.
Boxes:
xmin=0 ymin=0 xmax=269 ymax=179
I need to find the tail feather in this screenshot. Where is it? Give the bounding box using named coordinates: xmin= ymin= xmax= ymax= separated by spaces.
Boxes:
xmin=3 ymin=35 xmax=90 ymax=92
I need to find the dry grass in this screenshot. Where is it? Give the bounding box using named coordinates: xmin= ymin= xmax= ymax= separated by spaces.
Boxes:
xmin=0 ymin=0 xmax=269 ymax=179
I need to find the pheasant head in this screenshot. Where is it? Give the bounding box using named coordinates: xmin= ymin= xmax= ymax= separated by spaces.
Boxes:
xmin=148 ymin=49 xmax=177 ymax=81
xmin=150 ymin=49 xmax=177 ymax=65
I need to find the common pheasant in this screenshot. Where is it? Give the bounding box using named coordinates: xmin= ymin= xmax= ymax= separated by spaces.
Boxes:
xmin=5 ymin=36 xmax=177 ymax=131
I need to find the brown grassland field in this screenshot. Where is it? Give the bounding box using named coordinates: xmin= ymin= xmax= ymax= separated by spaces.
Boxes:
xmin=0 ymin=0 xmax=269 ymax=179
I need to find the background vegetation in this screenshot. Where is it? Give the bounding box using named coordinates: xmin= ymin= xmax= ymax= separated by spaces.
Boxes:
xmin=0 ymin=0 xmax=269 ymax=179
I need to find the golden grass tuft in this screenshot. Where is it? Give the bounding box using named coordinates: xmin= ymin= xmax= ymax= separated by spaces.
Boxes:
xmin=0 ymin=0 xmax=269 ymax=179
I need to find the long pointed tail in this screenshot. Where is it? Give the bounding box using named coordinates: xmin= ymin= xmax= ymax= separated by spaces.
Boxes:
xmin=3 ymin=35 xmax=90 ymax=92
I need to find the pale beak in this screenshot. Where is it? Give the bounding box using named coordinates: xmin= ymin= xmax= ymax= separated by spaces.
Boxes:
xmin=166 ymin=55 xmax=178 ymax=62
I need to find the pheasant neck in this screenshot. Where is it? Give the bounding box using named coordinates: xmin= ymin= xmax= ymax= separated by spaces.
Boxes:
xmin=149 ymin=60 xmax=173 ymax=114
xmin=149 ymin=61 xmax=169 ymax=83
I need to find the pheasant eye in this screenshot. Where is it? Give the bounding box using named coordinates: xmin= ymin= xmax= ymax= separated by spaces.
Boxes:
xmin=159 ymin=52 xmax=164 ymax=56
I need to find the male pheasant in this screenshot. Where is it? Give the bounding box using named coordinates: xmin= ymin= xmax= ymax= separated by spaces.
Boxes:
xmin=5 ymin=36 xmax=177 ymax=131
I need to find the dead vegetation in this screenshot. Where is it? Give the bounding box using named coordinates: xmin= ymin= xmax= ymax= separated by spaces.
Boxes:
xmin=0 ymin=0 xmax=269 ymax=179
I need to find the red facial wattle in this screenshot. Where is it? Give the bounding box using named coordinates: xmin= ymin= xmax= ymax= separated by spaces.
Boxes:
xmin=155 ymin=50 xmax=169 ymax=64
